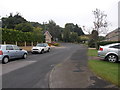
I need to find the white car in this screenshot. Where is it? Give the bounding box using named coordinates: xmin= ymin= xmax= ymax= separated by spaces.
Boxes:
xmin=31 ymin=43 xmax=50 ymax=54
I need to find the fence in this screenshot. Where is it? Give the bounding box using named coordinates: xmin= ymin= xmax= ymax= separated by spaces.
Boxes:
xmin=3 ymin=41 xmax=39 ymax=47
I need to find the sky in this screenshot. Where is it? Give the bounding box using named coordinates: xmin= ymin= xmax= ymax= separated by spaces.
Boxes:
xmin=0 ymin=0 xmax=119 ymax=35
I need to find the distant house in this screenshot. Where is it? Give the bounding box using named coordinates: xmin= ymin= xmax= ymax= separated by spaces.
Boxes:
xmin=105 ymin=28 xmax=120 ymax=41
xmin=44 ymin=31 xmax=52 ymax=43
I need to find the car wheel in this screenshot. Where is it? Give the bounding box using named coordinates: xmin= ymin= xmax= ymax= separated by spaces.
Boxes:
xmin=41 ymin=50 xmax=44 ymax=54
xmin=107 ymin=54 xmax=118 ymax=63
xmin=23 ymin=53 xmax=27 ymax=59
xmin=31 ymin=52 xmax=35 ymax=54
xmin=47 ymin=48 xmax=50 ymax=52
xmin=2 ymin=57 xmax=9 ymax=64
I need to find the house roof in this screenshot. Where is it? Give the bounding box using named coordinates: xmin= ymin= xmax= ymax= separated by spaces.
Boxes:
xmin=44 ymin=31 xmax=52 ymax=38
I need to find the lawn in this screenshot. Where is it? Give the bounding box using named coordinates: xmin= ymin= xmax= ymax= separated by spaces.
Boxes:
xmin=88 ymin=48 xmax=120 ymax=86
xmin=88 ymin=48 xmax=97 ymax=56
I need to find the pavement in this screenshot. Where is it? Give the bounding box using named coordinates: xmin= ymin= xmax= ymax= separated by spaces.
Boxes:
xmin=49 ymin=45 xmax=118 ymax=88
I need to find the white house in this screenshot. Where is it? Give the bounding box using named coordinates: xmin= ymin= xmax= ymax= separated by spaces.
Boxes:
xmin=44 ymin=31 xmax=52 ymax=43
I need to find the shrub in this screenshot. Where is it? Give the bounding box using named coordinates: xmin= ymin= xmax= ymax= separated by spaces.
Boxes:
xmin=88 ymin=39 xmax=95 ymax=48
xmin=97 ymin=41 xmax=120 ymax=47
xmin=2 ymin=28 xmax=44 ymax=43
xmin=51 ymin=41 xmax=60 ymax=46
xmin=53 ymin=43 xmax=59 ymax=46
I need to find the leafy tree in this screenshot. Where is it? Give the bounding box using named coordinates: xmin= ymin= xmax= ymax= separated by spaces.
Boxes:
xmin=65 ymin=23 xmax=75 ymax=32
xmin=2 ymin=13 xmax=27 ymax=29
xmin=46 ymin=20 xmax=63 ymax=41
xmin=63 ymin=24 xmax=71 ymax=42
xmin=70 ymin=32 xmax=78 ymax=42
xmin=88 ymin=30 xmax=99 ymax=49
xmin=33 ymin=27 xmax=45 ymax=42
xmin=29 ymin=22 xmax=42 ymax=28
xmin=74 ymin=24 xmax=84 ymax=36
xmin=15 ymin=23 xmax=33 ymax=32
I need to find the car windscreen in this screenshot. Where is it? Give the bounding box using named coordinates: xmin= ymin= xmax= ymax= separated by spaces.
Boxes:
xmin=36 ymin=44 xmax=45 ymax=47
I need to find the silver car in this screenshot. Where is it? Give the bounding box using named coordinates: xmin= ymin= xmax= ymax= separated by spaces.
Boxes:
xmin=0 ymin=45 xmax=28 ymax=64
xmin=98 ymin=43 xmax=120 ymax=63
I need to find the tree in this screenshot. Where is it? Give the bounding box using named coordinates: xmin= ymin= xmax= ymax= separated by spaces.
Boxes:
xmin=2 ymin=13 xmax=27 ymax=29
xmin=65 ymin=23 xmax=75 ymax=32
xmin=87 ymin=9 xmax=108 ymax=49
xmin=74 ymin=24 xmax=84 ymax=36
xmin=15 ymin=23 xmax=33 ymax=32
xmin=70 ymin=32 xmax=78 ymax=42
xmin=33 ymin=27 xmax=44 ymax=42
xmin=93 ymin=8 xmax=108 ymax=35
xmin=63 ymin=23 xmax=71 ymax=42
xmin=46 ymin=20 xmax=62 ymax=41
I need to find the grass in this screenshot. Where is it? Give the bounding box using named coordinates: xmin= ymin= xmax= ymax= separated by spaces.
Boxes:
xmin=88 ymin=48 xmax=97 ymax=56
xmin=88 ymin=48 xmax=120 ymax=86
xmin=88 ymin=60 xmax=119 ymax=86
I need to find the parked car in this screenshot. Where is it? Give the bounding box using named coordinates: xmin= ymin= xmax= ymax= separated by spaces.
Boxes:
xmin=98 ymin=43 xmax=120 ymax=63
xmin=0 ymin=45 xmax=28 ymax=64
xmin=31 ymin=43 xmax=50 ymax=54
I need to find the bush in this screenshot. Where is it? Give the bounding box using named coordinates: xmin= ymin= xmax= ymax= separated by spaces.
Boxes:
xmin=88 ymin=39 xmax=95 ymax=48
xmin=2 ymin=28 xmax=44 ymax=43
xmin=97 ymin=41 xmax=120 ymax=47
xmin=51 ymin=41 xmax=60 ymax=46
xmin=88 ymin=40 xmax=120 ymax=48
xmin=53 ymin=43 xmax=59 ymax=46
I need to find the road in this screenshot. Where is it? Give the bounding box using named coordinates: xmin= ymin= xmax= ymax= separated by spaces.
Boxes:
xmin=2 ymin=43 xmax=84 ymax=88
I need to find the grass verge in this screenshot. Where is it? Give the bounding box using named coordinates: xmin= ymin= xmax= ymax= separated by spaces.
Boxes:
xmin=88 ymin=48 xmax=97 ymax=56
xmin=88 ymin=48 xmax=120 ymax=86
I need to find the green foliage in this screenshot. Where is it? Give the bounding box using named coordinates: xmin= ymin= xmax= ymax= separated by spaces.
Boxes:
xmin=2 ymin=28 xmax=44 ymax=43
xmin=52 ymin=43 xmax=59 ymax=46
xmin=74 ymin=24 xmax=84 ymax=36
xmin=51 ymin=41 xmax=60 ymax=46
xmin=63 ymin=23 xmax=84 ymax=42
xmin=88 ymin=39 xmax=95 ymax=48
xmin=63 ymin=26 xmax=71 ymax=42
xmin=2 ymin=13 xmax=27 ymax=29
xmin=69 ymin=32 xmax=78 ymax=42
xmin=45 ymin=20 xmax=63 ymax=41
xmin=97 ymin=41 xmax=120 ymax=47
xmin=15 ymin=23 xmax=33 ymax=32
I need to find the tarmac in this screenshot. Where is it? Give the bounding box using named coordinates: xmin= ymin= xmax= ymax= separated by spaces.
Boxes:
xmin=49 ymin=47 xmax=118 ymax=88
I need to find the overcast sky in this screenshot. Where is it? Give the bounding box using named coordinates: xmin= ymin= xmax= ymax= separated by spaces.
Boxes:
xmin=0 ymin=0 xmax=119 ymax=35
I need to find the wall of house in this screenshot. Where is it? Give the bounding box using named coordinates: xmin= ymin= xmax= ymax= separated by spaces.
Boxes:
xmin=45 ymin=35 xmax=51 ymax=43
xmin=105 ymin=28 xmax=120 ymax=41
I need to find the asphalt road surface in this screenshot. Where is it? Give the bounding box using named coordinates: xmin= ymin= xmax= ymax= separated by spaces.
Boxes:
xmin=2 ymin=43 xmax=84 ymax=88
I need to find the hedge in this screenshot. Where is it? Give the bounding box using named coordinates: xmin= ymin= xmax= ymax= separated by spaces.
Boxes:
xmin=88 ymin=40 xmax=120 ymax=49
xmin=1 ymin=28 xmax=44 ymax=43
xmin=97 ymin=41 xmax=120 ymax=46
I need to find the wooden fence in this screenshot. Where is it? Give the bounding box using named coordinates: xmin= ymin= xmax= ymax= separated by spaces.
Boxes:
xmin=3 ymin=41 xmax=39 ymax=47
